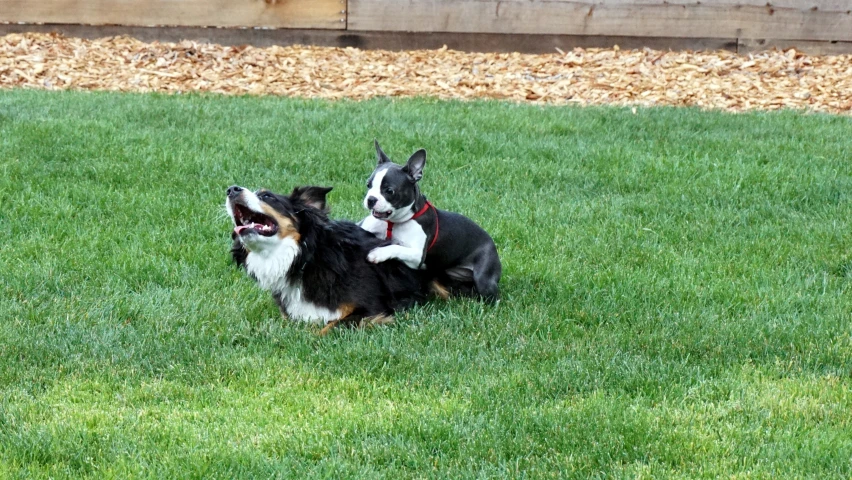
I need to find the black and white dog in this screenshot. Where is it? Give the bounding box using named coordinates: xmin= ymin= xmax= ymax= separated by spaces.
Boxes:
xmin=227 ymin=184 xmax=432 ymax=330
xmin=359 ymin=141 xmax=502 ymax=302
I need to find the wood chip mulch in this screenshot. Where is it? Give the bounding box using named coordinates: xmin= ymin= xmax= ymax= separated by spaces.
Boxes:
xmin=1 ymin=32 xmax=851 ymax=114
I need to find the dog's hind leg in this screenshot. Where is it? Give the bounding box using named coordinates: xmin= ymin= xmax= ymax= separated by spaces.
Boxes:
xmin=358 ymin=314 xmax=395 ymax=329
xmin=317 ymin=314 xmax=395 ymax=336
xmin=430 ymin=280 xmax=451 ymax=300
xmin=474 ymin=274 xmax=500 ymax=303
xmin=318 ymin=318 xmax=344 ymax=336
xmin=472 ymin=247 xmax=502 ymax=303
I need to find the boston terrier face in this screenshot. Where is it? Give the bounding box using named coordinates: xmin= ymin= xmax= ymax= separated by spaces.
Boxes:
xmin=363 ymin=141 xmax=426 ymax=223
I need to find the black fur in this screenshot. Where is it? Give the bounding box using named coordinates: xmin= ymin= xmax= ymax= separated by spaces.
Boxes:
xmin=230 ymin=186 xmax=431 ymax=324
xmin=364 ymin=143 xmax=503 ymax=303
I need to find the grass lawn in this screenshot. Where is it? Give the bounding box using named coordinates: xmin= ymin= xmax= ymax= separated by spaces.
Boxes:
xmin=1 ymin=89 xmax=851 ymax=478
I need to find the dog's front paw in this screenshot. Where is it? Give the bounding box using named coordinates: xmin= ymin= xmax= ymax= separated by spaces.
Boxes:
xmin=367 ymin=247 xmax=392 ymax=264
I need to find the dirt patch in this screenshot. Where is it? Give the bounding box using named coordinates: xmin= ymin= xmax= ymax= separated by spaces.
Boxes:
xmin=1 ymin=32 xmax=851 ymax=114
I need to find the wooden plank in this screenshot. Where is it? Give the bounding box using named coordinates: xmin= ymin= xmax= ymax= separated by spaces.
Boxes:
xmin=739 ymin=38 xmax=852 ymax=55
xmin=348 ymin=0 xmax=852 ymax=42
xmin=0 ymin=24 xmax=738 ymax=54
xmin=0 ymin=0 xmax=346 ymax=29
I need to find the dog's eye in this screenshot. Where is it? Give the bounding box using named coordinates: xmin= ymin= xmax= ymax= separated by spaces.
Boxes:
xmin=384 ymin=188 xmax=394 ymax=195
xmin=367 ymin=182 xmax=372 ymax=189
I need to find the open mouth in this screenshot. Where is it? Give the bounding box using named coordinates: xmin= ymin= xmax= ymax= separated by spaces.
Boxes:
xmin=371 ymin=209 xmax=392 ymax=220
xmin=231 ymin=203 xmax=279 ymax=237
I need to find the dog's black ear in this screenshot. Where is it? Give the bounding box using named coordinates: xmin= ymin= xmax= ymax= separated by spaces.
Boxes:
xmin=291 ymin=185 xmax=333 ymax=212
xmin=402 ymin=149 xmax=426 ymax=183
xmin=375 ymin=140 xmax=392 ymax=166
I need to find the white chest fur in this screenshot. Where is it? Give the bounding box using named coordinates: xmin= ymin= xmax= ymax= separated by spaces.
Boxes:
xmin=360 ymin=214 xmax=428 ymax=269
xmin=272 ymin=283 xmax=342 ymax=325
xmin=386 ymin=219 xmax=427 ymax=253
xmin=243 ymin=238 xmax=341 ymax=325
xmin=360 ymin=214 xmax=390 ymax=240
xmin=360 ymin=215 xmax=427 ymax=250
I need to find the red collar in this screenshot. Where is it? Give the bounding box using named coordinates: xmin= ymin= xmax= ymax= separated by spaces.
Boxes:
xmin=411 ymin=201 xmax=432 ymax=220
xmin=386 ymin=201 xmax=439 ymax=252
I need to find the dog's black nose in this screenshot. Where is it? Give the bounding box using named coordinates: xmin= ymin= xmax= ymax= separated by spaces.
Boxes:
xmin=367 ymin=196 xmax=377 ymax=209
xmin=227 ymin=186 xmax=243 ymax=198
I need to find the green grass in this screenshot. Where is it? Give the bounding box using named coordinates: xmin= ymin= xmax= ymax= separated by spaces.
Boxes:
xmin=1 ymin=89 xmax=852 ymax=478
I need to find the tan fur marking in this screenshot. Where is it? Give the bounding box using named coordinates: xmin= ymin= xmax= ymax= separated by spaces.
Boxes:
xmin=259 ymin=204 xmax=301 ymax=242
xmin=338 ymin=303 xmax=356 ymax=318
xmin=317 ymin=312 xmax=394 ymax=336
xmin=316 ymin=303 xmax=355 ymax=336
xmin=430 ymin=280 xmax=450 ymax=300
xmin=358 ymin=315 xmax=395 ymax=329
xmin=318 ymin=319 xmax=342 ymax=336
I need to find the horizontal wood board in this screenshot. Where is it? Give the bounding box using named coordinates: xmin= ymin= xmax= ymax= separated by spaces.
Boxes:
xmin=0 ymin=0 xmax=346 ymax=29
xmin=0 ymin=24 xmax=742 ymax=52
xmin=348 ymin=0 xmax=852 ymax=42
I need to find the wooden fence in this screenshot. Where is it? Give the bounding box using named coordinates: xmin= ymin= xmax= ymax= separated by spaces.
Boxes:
xmin=2 ymin=0 xmax=851 ymax=54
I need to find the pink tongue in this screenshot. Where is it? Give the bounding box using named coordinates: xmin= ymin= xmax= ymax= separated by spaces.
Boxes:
xmin=234 ymin=225 xmax=252 ymax=235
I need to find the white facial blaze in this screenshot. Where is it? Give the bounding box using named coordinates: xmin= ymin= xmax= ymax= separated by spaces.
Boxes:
xmin=364 ymin=168 xmax=417 ymax=223
xmin=226 ymin=189 xmax=265 ymax=225
xmin=364 ymin=168 xmax=391 ymax=213
xmin=241 ymin=190 xmax=264 ymax=212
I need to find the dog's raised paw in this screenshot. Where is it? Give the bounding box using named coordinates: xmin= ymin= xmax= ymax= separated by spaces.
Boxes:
xmin=367 ymin=247 xmax=391 ymax=264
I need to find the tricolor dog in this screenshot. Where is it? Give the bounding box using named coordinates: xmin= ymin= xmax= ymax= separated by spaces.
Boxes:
xmin=359 ymin=141 xmax=502 ymax=302
xmin=227 ymin=184 xmax=431 ymax=330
